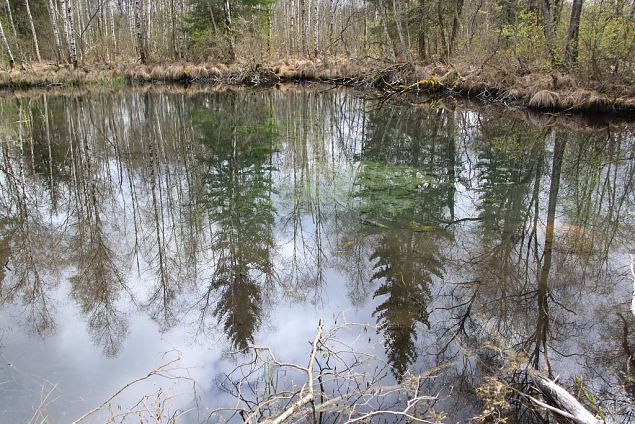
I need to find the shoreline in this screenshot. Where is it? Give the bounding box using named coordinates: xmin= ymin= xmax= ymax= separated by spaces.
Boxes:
xmin=1 ymin=60 xmax=634 ymax=117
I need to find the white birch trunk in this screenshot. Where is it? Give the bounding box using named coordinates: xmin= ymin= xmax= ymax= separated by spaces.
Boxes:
xmin=5 ymin=0 xmax=24 ymax=64
xmin=47 ymin=0 xmax=63 ymax=63
xmin=135 ymin=0 xmax=147 ymax=63
xmin=0 ymin=20 xmax=15 ymax=68
xmin=65 ymin=0 xmax=78 ymax=67
xmin=313 ymin=0 xmax=320 ymax=57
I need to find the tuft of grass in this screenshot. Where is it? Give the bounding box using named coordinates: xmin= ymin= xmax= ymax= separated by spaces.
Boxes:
xmin=528 ymin=89 xmax=560 ymax=109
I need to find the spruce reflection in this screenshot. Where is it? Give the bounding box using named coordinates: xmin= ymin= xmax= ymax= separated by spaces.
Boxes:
xmin=195 ymin=93 xmax=277 ymax=350
xmin=356 ymin=106 xmax=456 ymax=380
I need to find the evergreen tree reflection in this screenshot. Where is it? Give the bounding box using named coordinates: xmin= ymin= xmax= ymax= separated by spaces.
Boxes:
xmin=357 ymin=106 xmax=456 ymax=380
xmin=195 ymin=93 xmax=277 ymax=350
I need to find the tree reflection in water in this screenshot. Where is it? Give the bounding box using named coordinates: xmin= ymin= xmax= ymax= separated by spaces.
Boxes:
xmin=0 ymin=87 xmax=633 ymax=421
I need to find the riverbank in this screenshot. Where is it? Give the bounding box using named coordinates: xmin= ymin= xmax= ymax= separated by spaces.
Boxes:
xmin=1 ymin=59 xmax=634 ymax=115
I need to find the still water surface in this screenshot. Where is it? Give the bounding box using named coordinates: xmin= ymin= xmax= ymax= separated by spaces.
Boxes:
xmin=0 ymin=86 xmax=634 ymax=423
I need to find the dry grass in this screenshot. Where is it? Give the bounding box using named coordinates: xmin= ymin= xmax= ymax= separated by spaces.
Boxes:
xmin=528 ymin=90 xmax=561 ymax=110
xmin=0 ymin=59 xmax=633 ymax=114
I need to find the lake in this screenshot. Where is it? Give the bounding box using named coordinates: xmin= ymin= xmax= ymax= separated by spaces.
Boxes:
xmin=0 ymin=85 xmax=633 ymax=423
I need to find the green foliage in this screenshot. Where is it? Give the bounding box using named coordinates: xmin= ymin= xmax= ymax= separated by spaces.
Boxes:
xmin=184 ymin=0 xmax=275 ymax=60
xmin=499 ymin=10 xmax=550 ymax=72
xmin=195 ymin=92 xmax=278 ymax=350
xmin=371 ymin=231 xmax=437 ymax=380
xmin=579 ymin=5 xmax=635 ymax=80
xmin=354 ymin=161 xmax=433 ymax=227
xmin=574 ymin=377 xmax=606 ymax=421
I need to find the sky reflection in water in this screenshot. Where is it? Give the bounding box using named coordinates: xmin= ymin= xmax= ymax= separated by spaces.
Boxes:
xmin=0 ymin=87 xmax=634 ymax=422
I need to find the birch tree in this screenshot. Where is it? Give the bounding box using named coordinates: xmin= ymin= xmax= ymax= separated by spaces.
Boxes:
xmin=4 ymin=0 xmax=24 ymax=64
xmin=135 ymin=0 xmax=147 ymax=63
xmin=47 ymin=0 xmax=63 ymax=63
xmin=0 ymin=19 xmax=15 ymax=68
xmin=62 ymin=0 xmax=78 ymax=68
xmin=222 ymin=0 xmax=235 ymax=61
xmin=23 ymin=0 xmax=41 ymax=61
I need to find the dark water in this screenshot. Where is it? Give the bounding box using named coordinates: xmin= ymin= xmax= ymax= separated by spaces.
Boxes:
xmin=0 ymin=86 xmax=634 ymax=423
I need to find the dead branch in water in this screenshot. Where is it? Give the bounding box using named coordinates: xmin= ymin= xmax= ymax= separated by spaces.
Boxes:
xmin=208 ymin=317 xmax=441 ymax=423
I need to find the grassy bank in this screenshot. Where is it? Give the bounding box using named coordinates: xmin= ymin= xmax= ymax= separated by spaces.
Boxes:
xmin=1 ymin=59 xmax=634 ymax=115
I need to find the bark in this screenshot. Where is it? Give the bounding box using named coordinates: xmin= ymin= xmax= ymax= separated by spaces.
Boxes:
xmin=531 ymin=375 xmax=603 ymax=424
xmin=109 ymin=0 xmax=117 ymax=53
xmin=67 ymin=0 xmax=78 ymax=67
xmin=206 ymin=0 xmax=218 ymax=35
xmin=564 ymin=0 xmax=583 ymax=68
xmin=60 ymin=0 xmax=78 ymax=67
xmin=268 ymin=5 xmax=273 ymax=57
xmin=437 ymin=0 xmax=447 ymax=59
xmin=540 ymin=0 xmax=564 ymax=64
xmin=0 ymin=19 xmax=15 ymax=68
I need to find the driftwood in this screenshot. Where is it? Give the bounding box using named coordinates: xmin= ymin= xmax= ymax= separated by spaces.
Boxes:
xmin=528 ymin=373 xmax=603 ymax=424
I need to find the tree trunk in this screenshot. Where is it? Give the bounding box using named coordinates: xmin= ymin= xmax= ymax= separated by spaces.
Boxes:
xmin=437 ymin=0 xmax=448 ymax=59
xmin=448 ymin=0 xmax=464 ymax=58
xmin=60 ymin=0 xmax=78 ymax=67
xmin=109 ymin=0 xmax=117 ymax=54
xmin=417 ymin=0 xmax=427 ymax=60
xmin=0 ymin=20 xmax=15 ymax=68
xmin=5 ymin=0 xmax=25 ymax=65
xmin=378 ymin=0 xmax=396 ymax=61
xmin=47 ymin=0 xmax=63 ymax=63
xmin=391 ymin=0 xmax=408 ymax=60
xmin=222 ymin=0 xmax=235 ymax=61
xmin=23 ymin=0 xmax=41 ymax=61
xmin=564 ymin=0 xmax=583 ymax=68
xmin=66 ymin=0 xmax=78 ymax=67
xmin=540 ymin=0 xmax=562 ymax=65
xmin=299 ymin=0 xmax=307 ymax=55
xmin=135 ymin=0 xmax=147 ymax=63
xmin=268 ymin=5 xmax=273 ymax=57
xmin=313 ymin=0 xmax=319 ymax=57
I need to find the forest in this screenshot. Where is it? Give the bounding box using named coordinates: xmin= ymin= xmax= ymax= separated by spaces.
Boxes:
xmin=0 ymin=0 xmax=634 ymax=112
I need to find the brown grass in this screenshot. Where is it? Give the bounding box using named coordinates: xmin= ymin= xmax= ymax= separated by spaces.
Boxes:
xmin=528 ymin=90 xmax=561 ymax=110
xmin=0 ymin=59 xmax=633 ymax=115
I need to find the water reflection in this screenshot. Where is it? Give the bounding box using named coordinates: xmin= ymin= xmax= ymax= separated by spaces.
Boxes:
xmin=0 ymin=87 xmax=634 ymax=422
